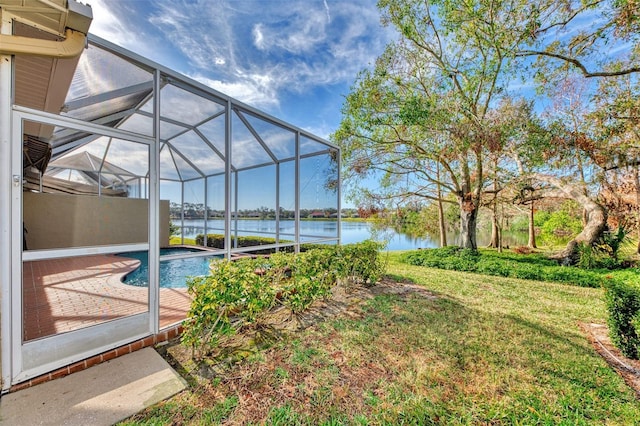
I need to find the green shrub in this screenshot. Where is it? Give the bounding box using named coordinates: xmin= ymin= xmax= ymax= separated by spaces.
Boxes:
xmin=577 ymin=243 xmax=599 ymax=270
xmin=280 ymin=248 xmax=337 ymax=313
xmin=575 ymin=226 xmax=631 ymax=271
xmin=401 ymin=247 xmax=602 ymax=288
xmin=535 ymin=201 xmax=583 ymax=245
xmin=194 ymin=234 xmax=295 ymax=254
xmin=401 ymin=246 xmax=479 ymax=272
xmin=604 ymin=279 xmax=640 ymax=359
xmin=336 ymin=240 xmax=386 ymax=287
xmin=510 ymin=263 xmax=545 ymax=281
xmin=475 ymin=259 xmax=512 ymax=277
xmin=598 ymin=226 xmax=630 ymax=263
xmin=182 ymin=241 xmax=386 ymax=358
xmin=181 ymin=258 xmax=276 ymax=358
xmin=543 ymin=267 xmax=600 ymax=287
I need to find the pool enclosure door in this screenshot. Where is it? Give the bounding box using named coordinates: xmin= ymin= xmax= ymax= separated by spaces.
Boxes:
xmin=9 ymin=109 xmax=159 ymax=385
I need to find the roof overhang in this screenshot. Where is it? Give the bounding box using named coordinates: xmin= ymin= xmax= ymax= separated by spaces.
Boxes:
xmin=0 ymin=0 xmax=92 ymax=37
xmin=1 ymin=1 xmax=93 ymax=140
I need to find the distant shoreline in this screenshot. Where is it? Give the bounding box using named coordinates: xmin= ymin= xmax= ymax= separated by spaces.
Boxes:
xmin=171 ymin=217 xmax=369 ymax=222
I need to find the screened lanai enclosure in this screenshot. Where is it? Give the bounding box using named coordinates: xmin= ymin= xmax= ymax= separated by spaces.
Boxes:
xmin=1 ymin=6 xmax=339 ymax=389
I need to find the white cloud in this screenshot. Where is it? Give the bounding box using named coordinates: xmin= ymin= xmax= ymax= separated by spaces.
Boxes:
xmin=190 ymin=74 xmax=280 ymax=109
xmin=302 ymin=122 xmax=335 ymax=141
xmin=253 ymin=24 xmax=266 ymax=50
xmin=87 ymin=0 xmax=138 ymax=47
xmin=87 ymin=0 xmax=395 ymax=130
xmin=323 ymin=0 xmax=331 ymax=23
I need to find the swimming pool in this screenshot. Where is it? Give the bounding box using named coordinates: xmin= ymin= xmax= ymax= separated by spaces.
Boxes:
xmin=117 ymin=248 xmax=221 ymax=288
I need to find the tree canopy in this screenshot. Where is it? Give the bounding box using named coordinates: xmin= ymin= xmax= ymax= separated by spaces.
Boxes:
xmin=332 ymin=0 xmax=640 ymax=260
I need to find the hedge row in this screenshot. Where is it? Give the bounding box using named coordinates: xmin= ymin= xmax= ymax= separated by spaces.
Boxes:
xmin=400 ymin=246 xmax=602 ymax=288
xmin=194 ymin=234 xmax=291 ymax=255
xmin=604 ymin=279 xmax=640 ymax=359
xmin=194 ymin=233 xmax=332 ymax=255
xmin=181 ymin=240 xmax=385 ymax=359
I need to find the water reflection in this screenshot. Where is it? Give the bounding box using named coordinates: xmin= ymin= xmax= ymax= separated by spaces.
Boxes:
xmin=173 ymin=219 xmax=528 ymax=251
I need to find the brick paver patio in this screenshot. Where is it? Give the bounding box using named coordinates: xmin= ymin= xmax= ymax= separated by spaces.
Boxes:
xmin=22 ymin=254 xmax=192 ymax=341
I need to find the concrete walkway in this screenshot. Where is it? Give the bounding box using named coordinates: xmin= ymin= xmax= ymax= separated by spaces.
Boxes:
xmin=0 ymin=348 xmax=187 ymax=425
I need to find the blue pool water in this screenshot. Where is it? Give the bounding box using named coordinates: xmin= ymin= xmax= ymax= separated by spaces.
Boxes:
xmin=117 ymin=248 xmax=220 ymax=288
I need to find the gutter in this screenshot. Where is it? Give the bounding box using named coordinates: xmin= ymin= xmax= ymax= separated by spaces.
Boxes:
xmin=0 ymin=28 xmax=86 ymax=58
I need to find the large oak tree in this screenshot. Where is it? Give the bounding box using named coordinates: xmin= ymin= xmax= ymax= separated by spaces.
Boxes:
xmin=333 ymin=0 xmax=531 ymax=249
xmin=334 ymin=0 xmax=639 ymax=259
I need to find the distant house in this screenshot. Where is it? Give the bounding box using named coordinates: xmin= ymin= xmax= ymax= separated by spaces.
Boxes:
xmin=309 ymin=211 xmax=326 ymax=219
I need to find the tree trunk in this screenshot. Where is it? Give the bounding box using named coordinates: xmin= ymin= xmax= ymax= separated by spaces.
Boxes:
xmin=528 ymin=200 xmax=537 ymax=248
xmin=437 ymin=197 xmax=447 ymax=247
xmin=488 ymin=208 xmax=499 ymax=248
xmin=555 ymin=202 xmax=607 ymax=265
xmin=487 ymin=158 xmax=500 ymax=248
xmin=635 ymin=164 xmax=640 ymax=255
xmin=498 ymin=204 xmax=504 ymax=253
xmin=457 ymin=150 xmax=480 ymax=251
xmin=459 ymin=194 xmax=478 ymax=250
xmin=534 ymin=174 xmax=607 ymax=265
xmin=436 ymin=164 xmax=447 ymax=247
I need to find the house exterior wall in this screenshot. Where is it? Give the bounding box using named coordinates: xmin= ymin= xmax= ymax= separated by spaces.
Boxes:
xmin=23 ymin=193 xmax=169 ymax=249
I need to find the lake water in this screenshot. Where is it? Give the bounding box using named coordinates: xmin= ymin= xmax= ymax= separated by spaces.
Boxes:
xmin=175 ymin=219 xmax=528 ymax=251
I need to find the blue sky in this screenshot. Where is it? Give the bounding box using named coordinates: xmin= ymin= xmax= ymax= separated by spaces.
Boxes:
xmin=85 ymin=1 xmax=635 ymax=212
xmin=88 ymin=0 xmax=395 ymax=141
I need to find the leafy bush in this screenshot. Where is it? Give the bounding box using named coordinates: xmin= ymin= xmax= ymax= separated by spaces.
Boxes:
xmin=400 ymin=247 xmax=602 ymax=288
xmin=577 ymin=243 xmax=599 ymax=269
xmin=182 ymin=241 xmax=385 ymax=358
xmin=278 ymin=248 xmax=338 ymax=313
xmin=475 ymin=258 xmax=512 ymax=277
xmin=401 ymin=246 xmax=477 ymax=271
xmin=194 ymin=234 xmax=294 ymax=254
xmin=577 ymin=226 xmax=630 ymax=270
xmin=181 ymin=258 xmax=276 ymax=358
xmin=535 ymin=201 xmax=583 ymax=245
xmin=604 ymin=279 xmax=640 ymax=359
xmin=601 ymin=226 xmax=628 ymax=256
xmin=543 ymin=267 xmax=600 ymax=288
xmin=336 ymin=240 xmax=386 ymax=287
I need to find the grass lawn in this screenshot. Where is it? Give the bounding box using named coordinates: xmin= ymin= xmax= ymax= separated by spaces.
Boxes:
xmin=169 ymin=236 xmax=197 ymax=246
xmin=121 ymin=252 xmax=640 ymax=425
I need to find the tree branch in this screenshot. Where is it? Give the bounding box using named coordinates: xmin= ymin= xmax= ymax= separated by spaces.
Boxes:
xmin=516 ymin=50 xmax=640 ymax=77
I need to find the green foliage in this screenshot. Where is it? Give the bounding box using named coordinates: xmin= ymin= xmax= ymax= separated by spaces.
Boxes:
xmin=508 ymin=214 xmax=530 ymax=233
xmin=278 ymin=249 xmax=338 ymax=313
xmin=336 ymin=240 xmax=386 ymax=287
xmin=169 ymin=221 xmax=180 ymax=237
xmin=182 ymin=242 xmax=386 ymax=358
xmin=577 ymin=226 xmax=631 ymax=270
xmin=596 ymin=226 xmax=630 ymax=267
xmin=534 ymin=201 xmax=583 ymax=245
xmin=576 ymin=243 xmax=599 ymax=270
xmin=401 ymin=247 xmax=603 ymax=288
xmin=604 ymin=279 xmax=640 ymax=359
xmin=181 ymin=258 xmax=276 ymax=358
xmin=194 ymin=233 xmax=294 ymax=254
